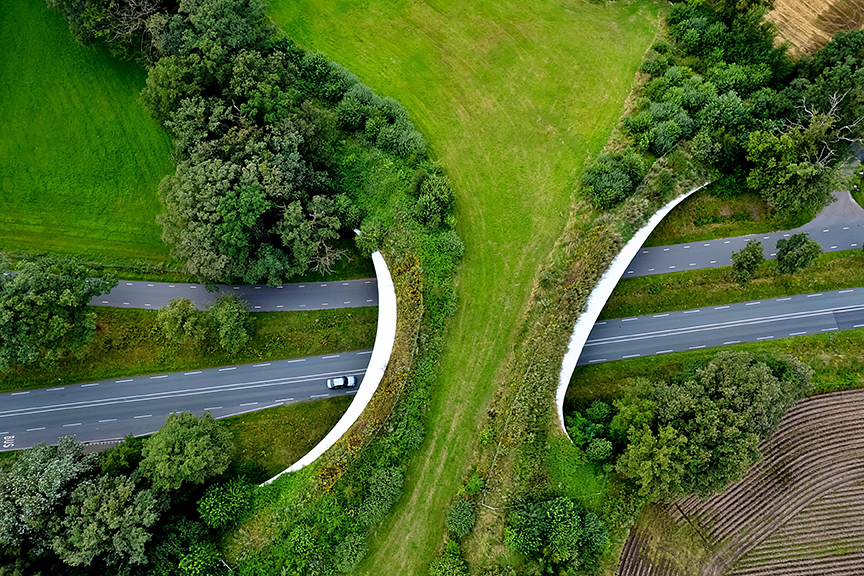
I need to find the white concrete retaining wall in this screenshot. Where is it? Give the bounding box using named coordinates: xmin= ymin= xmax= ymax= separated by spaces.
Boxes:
xmin=263 ymin=250 xmax=397 ymax=484
xmin=555 ymin=183 xmax=709 ymax=436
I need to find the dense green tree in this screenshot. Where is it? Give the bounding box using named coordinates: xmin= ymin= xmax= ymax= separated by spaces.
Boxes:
xmin=586 ymin=438 xmax=614 ymax=463
xmin=776 ymin=233 xmax=822 ymax=274
xmin=49 ymin=474 xmax=163 ymax=568
xmin=179 ymin=541 xmax=227 ymax=576
xmin=615 ymin=351 xmax=812 ymax=499
xmin=208 ymin=294 xmax=254 ymax=355
xmin=101 ymin=434 xmax=145 ymax=476
xmin=0 ymin=437 xmax=97 ymax=551
xmin=446 ymin=499 xmax=476 ymax=538
xmin=582 ymin=150 xmax=645 ymax=208
xmin=0 ymin=257 xmax=116 ymax=371
xmin=197 ymin=477 xmax=253 ymax=530
xmin=731 ymin=239 xmax=764 ymax=284
xmin=140 ymin=411 xmax=233 ymax=491
xmin=159 ymin=297 xmax=209 ymax=344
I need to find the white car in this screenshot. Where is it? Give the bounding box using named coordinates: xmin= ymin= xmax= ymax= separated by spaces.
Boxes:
xmin=326 ymin=375 xmax=357 ymax=389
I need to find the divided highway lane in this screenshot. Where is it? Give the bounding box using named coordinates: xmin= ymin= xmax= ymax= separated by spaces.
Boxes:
xmin=0 ymin=351 xmax=371 ymax=452
xmin=579 ymin=288 xmax=864 ymax=365
xmin=90 ymin=278 xmax=378 ymax=311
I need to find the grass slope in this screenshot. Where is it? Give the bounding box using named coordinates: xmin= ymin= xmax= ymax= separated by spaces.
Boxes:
xmin=0 ymin=0 xmax=173 ymax=263
xmin=269 ymin=1 xmax=660 ymax=571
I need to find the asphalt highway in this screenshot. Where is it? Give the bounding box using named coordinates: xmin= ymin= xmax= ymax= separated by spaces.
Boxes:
xmin=578 ymin=287 xmax=864 ymax=365
xmin=625 ymin=191 xmax=864 ymax=277
xmin=0 ymin=351 xmax=371 ymax=452
xmin=89 ymin=278 xmax=378 ymax=311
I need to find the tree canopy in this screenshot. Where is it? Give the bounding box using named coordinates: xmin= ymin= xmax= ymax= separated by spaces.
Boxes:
xmin=0 ymin=257 xmax=116 ymax=372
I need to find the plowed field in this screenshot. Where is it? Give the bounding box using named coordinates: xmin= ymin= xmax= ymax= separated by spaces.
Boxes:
xmin=768 ymin=0 xmax=864 ymax=53
xmin=617 ymin=388 xmax=864 ymax=576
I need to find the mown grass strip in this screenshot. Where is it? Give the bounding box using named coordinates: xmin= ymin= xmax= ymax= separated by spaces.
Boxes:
xmin=269 ymin=1 xmax=660 ymax=571
xmin=0 ymin=0 xmax=173 ymax=264
xmin=0 ymin=307 xmax=377 ymax=394
xmin=600 ymin=250 xmax=864 ymax=320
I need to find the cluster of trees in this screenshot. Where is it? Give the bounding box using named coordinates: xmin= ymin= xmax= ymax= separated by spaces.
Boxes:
xmin=583 ymin=2 xmax=864 ymax=216
xmin=0 ymin=257 xmax=116 ymax=372
xmin=731 ymin=232 xmax=822 ymax=283
xmin=0 ymin=411 xmax=250 ymax=575
xmin=566 ymin=351 xmax=812 ymax=503
xmin=48 ymin=0 xmax=429 ymax=285
xmin=158 ymin=295 xmax=254 ymax=354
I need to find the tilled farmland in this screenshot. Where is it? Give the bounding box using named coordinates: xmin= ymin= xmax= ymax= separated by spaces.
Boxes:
xmin=768 ymin=0 xmax=864 ymax=53
xmin=617 ymin=388 xmax=864 ymax=576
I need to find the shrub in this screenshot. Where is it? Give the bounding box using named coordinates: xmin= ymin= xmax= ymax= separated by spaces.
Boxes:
xmin=356 ymin=220 xmax=386 ymax=257
xmin=357 ymin=467 xmax=404 ymax=526
xmin=198 ymin=477 xmax=253 ymax=530
xmin=334 ymin=532 xmax=368 ymax=573
xmin=582 ymin=150 xmax=645 ymax=209
xmin=429 ymin=554 xmax=469 ymax=576
xmin=158 ymin=298 xmax=209 ymax=344
xmin=446 ymin=499 xmax=476 ymax=538
xmin=101 ymin=434 xmax=144 ymax=476
xmin=416 ymin=173 xmax=455 ymax=226
xmin=731 ymin=240 xmax=764 ymax=284
xmin=465 ymin=473 xmax=484 ymax=495
xmin=776 ymin=233 xmax=822 ymax=274
xmin=179 ymin=542 xmax=226 ymax=576
xmin=585 ymin=401 xmax=612 ymax=423
xmin=586 ymin=438 xmax=613 ymax=463
xmin=208 ymin=294 xmax=254 ymax=355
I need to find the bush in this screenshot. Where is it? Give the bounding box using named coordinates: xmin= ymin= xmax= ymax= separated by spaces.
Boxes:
xmin=582 ymin=150 xmax=646 ymax=209
xmin=356 ymin=220 xmax=386 ymax=256
xmin=429 ymin=554 xmax=469 ymax=576
xmin=446 ymin=499 xmax=476 ymax=538
xmin=415 ymin=173 xmax=455 ymax=227
xmin=776 ymin=233 xmax=822 ymax=274
xmin=179 ymin=542 xmax=227 ymax=576
xmin=586 ymin=438 xmax=613 ymax=463
xmin=731 ymin=240 xmax=764 ymax=284
xmin=334 ymin=532 xmax=368 ymax=573
xmin=101 ymin=434 xmax=144 ymax=476
xmin=208 ymin=294 xmax=254 ymax=355
xmin=158 ymin=298 xmax=209 ymax=344
xmin=198 ymin=477 xmax=253 ymax=530
xmin=357 ymin=467 xmax=404 ymax=526
xmin=585 ymin=401 xmax=612 ymax=423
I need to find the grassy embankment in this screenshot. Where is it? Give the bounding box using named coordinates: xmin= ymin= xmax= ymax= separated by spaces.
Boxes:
xmin=646 ymin=187 xmax=814 ymax=246
xmin=270 ymin=1 xmax=660 ymax=572
xmin=0 ymin=0 xmax=172 ymax=264
xmin=601 ymin=249 xmax=864 ymax=319
xmin=0 ymin=307 xmax=377 ymax=393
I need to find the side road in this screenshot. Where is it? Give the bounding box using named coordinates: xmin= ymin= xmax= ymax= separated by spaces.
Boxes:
xmin=580 ymin=287 xmax=864 ymax=365
xmin=90 ymin=277 xmax=378 ymax=311
xmin=626 ymin=191 xmax=864 ymax=277
xmin=0 ymin=350 xmax=372 ymax=452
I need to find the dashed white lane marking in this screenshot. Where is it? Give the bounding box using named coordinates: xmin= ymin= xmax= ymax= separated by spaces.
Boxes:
xmin=218 ymin=367 xmax=236 ymax=371
xmin=366 ymin=299 xmax=373 ymax=302
xmin=102 ymin=300 xmax=108 ymax=304
xmin=123 ymin=302 xmax=130 ymax=305
xmin=356 ymin=351 xmax=373 ymax=355
xmin=254 ymin=306 xmax=261 ymax=309
xmin=854 ymin=324 xmax=864 ymax=328
xmin=190 ymin=285 xmax=196 ymax=289
xmin=715 ymin=305 xmax=730 ymax=309
xmin=233 ymin=286 xmax=239 ymax=290
xmin=82 ymin=383 xmax=98 ymax=387
xmin=643 ymin=250 xmax=649 ymax=254
xmin=322 ymin=303 xmax=329 ymax=306
xmin=777 ymin=297 xmax=792 ymax=301
xmin=285 ymin=358 xmax=306 ymax=363
xmin=300 ymin=304 xmax=306 ymax=307
xmin=627 ymin=270 xmax=634 ymax=274
xmin=277 ymin=305 xmax=283 ymax=308
xmin=99 ymin=418 xmax=116 ymax=423
xmin=126 ymin=283 xmax=133 ymax=286
xmin=784 ymin=233 xmax=790 ymax=237
xmin=854 ymin=244 xmax=859 ymax=247
xmin=654 ymin=314 xmax=669 ymax=318
xmin=342 ymin=282 xmax=349 ymax=285
xmin=840 ymin=289 xmax=854 ymax=294
xmin=807 ymin=293 xmax=823 ymax=297
xmin=275 ymin=398 xmax=294 ymax=403
xmin=344 ymin=301 xmax=351 ymax=304
xmin=11 ymin=391 xmax=29 ymax=396
xmin=648 ymin=268 xmax=655 ymax=272
xmin=322 ymin=355 xmax=341 ymax=359
xmin=596 ymin=321 xmax=607 ymax=325
xmin=684 ymin=310 xmax=700 ymax=314
xmin=147 ymin=284 xmax=153 ymax=287
xmin=278 ymin=285 xmax=283 ymax=289
xmin=365 ymin=281 xmax=371 ymax=284
xmin=253 ymin=363 xmax=271 ymax=367
xmin=169 ymin=285 xmax=175 ymax=288
xmin=824 ymin=229 xmax=830 ymax=232
xmin=844 ymin=227 xmax=850 ymax=230
xmin=822 ymin=327 xmax=838 ymax=332
xmin=63 ymin=423 xmax=81 ymax=427
xmin=144 ymin=304 xmax=151 ymax=307
xmin=255 ymin=286 xmax=261 ymax=290
xmin=831 ymin=246 xmax=838 ymax=249
xmin=588 ymin=359 xmax=606 ymax=363
xmin=184 ymin=371 xmax=201 ymax=376
xmin=689 ymin=345 xmax=706 ymax=349
xmin=239 ymin=402 xmax=258 ymax=407
xmin=669 ymin=266 xmax=676 ymax=269
xmin=724 ymin=341 xmax=741 ymax=345
xmin=764 ymin=236 xmax=770 ymax=239
xmin=622 ymin=354 xmax=640 ymax=359
xmin=789 ymin=331 xmax=807 ymax=336
xmin=690 ymin=263 xmax=696 ymax=266
xmin=134 ymin=414 xmax=152 ymax=419
xmin=150 ymin=375 xmax=167 ymax=379
xmin=745 ymin=302 xmax=761 ymax=306
xmin=310 ymin=394 xmax=329 ymax=398
xmin=664 ymin=248 xmax=670 ymax=251
xmin=117 ymin=379 xmax=133 ymax=384
xmin=710 ymin=260 xmax=716 ymax=264
xmin=320 ymin=284 xmax=327 ymax=287
xmin=204 ymin=407 xmax=222 ymax=411
xmin=704 ymin=243 xmax=711 ymax=246
xmin=27 ymin=427 xmax=45 ymax=431
xmin=299 ymin=285 xmax=305 ymax=288
xmin=757 ymin=336 xmax=774 ymax=340
xmin=47 ymin=387 xmax=65 ymax=391
xmin=656 ymin=349 xmax=674 ymax=354
xmin=725 ymin=241 xmax=730 ymax=244
xmin=770 ymin=253 xmax=776 ymax=257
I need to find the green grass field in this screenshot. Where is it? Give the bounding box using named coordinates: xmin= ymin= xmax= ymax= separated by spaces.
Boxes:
xmin=269 ymin=1 xmax=660 ymax=571
xmin=0 ymin=0 xmax=173 ymax=263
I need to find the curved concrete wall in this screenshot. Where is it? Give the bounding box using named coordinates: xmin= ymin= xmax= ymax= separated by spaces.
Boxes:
xmin=555 ymin=183 xmax=709 ymax=436
xmin=263 ymin=250 xmax=397 ymax=484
